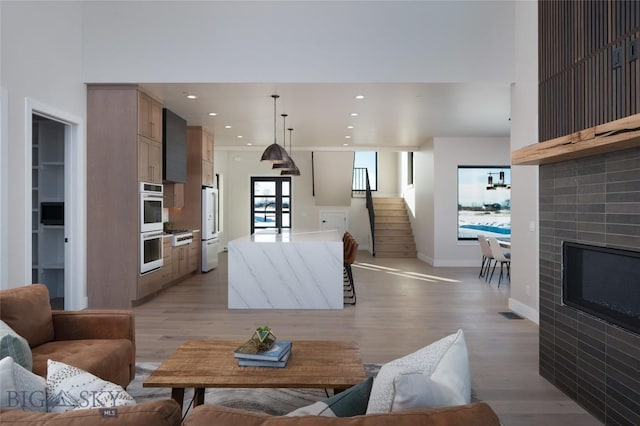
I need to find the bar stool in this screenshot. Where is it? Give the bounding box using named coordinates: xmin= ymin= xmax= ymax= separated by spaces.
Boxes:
xmin=343 ymin=233 xmax=358 ymax=305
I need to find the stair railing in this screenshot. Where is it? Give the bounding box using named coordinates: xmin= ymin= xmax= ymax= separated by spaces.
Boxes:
xmin=352 ymin=167 xmax=368 ymax=197
xmin=365 ymin=169 xmax=376 ymax=256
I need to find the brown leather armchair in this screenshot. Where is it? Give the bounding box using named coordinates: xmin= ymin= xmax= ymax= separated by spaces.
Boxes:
xmin=0 ymin=284 xmax=135 ymax=388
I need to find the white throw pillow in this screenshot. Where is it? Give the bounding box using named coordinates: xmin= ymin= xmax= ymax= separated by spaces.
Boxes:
xmin=0 ymin=356 xmax=47 ymax=412
xmin=392 ymin=330 xmax=470 ymax=410
xmin=366 ymin=329 xmax=470 ymax=413
xmin=0 ymin=320 xmax=33 ymax=371
xmin=46 ymin=359 xmax=136 ymax=413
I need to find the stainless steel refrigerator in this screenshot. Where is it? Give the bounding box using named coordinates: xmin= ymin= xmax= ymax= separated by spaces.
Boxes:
xmin=201 ymin=187 xmax=219 ymax=272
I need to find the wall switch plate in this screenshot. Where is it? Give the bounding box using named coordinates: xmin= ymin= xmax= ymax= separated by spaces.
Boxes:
xmin=629 ymin=39 xmax=638 ymax=61
xmin=529 ymin=221 xmax=536 ymax=232
xmin=612 ymin=46 xmax=622 ymax=68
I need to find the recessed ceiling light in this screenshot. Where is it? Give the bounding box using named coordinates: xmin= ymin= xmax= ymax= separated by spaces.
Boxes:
xmin=208 ymin=112 xmax=217 ymax=116
xmin=350 ymin=113 xmax=358 ymax=117
xmin=186 ymin=94 xmax=197 ymax=99
xmin=247 ymin=143 xmax=253 ymax=146
xmin=347 ymin=125 xmax=354 ymax=129
xmin=224 ymin=125 xmax=232 ymax=129
xmin=345 ymin=136 xmax=352 ymax=139
xmin=237 ymin=135 xmax=243 ymax=138
xmin=343 ymin=143 xmax=349 ymax=146
xmin=355 ymin=95 xmax=365 ymax=100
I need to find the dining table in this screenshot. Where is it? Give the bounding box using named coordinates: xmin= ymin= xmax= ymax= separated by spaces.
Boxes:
xmin=498 ymin=240 xmax=511 ymax=249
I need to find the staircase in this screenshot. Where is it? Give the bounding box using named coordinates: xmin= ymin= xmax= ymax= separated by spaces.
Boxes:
xmin=372 ymin=198 xmax=417 ymax=258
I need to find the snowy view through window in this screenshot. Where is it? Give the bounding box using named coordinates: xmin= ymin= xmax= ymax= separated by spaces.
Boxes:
xmin=458 ymin=166 xmax=511 ymax=240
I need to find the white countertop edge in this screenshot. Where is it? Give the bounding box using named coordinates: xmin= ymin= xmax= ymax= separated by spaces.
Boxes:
xmin=231 ymin=229 xmax=342 ymax=243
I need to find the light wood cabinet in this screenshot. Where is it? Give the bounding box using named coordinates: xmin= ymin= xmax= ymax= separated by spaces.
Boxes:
xmin=170 ymin=242 xmax=199 ymax=280
xmin=138 ymin=91 xmax=163 ymax=183
xmin=201 ymin=131 xmax=215 ymax=186
xmin=161 ymin=239 xmax=173 ymax=286
xmin=138 ymin=136 xmax=162 ymax=183
xmin=170 ymin=126 xmax=214 ymax=230
xmin=138 ymin=92 xmax=163 ymax=143
xmin=202 ymin=132 xmax=214 ymax=162
xmin=138 ymin=268 xmax=164 ymax=300
xmin=88 ymin=85 xmax=207 ymax=307
xmin=172 ymin=246 xmax=189 ymax=280
xmin=188 ymin=241 xmax=199 ymax=272
xmin=202 ymin=160 xmax=214 ymax=187
xmin=87 ymin=84 xmax=168 ymax=308
xmin=164 ymin=183 xmax=184 ymax=208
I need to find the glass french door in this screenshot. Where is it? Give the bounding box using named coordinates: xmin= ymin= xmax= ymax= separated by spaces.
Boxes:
xmin=251 ymin=177 xmax=291 ymax=234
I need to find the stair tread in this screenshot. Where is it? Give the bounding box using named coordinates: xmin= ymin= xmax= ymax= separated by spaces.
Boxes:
xmin=376 ymin=225 xmax=412 ymax=230
xmin=375 ymin=253 xmax=417 ymax=258
xmin=371 ymin=197 xmax=416 ymax=258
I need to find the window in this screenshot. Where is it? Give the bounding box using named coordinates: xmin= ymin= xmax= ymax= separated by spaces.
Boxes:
xmin=352 ymin=151 xmax=377 ymax=191
xmin=457 ymin=166 xmax=511 ymax=240
xmin=251 ymin=177 xmax=291 ymax=233
xmin=407 ymin=152 xmax=414 ymax=185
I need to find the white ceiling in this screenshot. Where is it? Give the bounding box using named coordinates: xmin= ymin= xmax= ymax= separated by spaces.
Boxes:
xmin=141 ymin=82 xmax=512 ymax=151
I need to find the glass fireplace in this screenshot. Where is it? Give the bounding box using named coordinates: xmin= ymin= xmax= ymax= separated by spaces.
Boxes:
xmin=562 ymin=241 xmax=640 ymax=335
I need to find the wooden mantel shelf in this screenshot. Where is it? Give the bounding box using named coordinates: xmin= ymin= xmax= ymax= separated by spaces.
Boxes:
xmin=512 ymin=113 xmax=640 ymax=165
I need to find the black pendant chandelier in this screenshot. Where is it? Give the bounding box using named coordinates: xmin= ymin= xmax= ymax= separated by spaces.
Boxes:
xmin=260 ymin=95 xmax=291 ymax=164
xmin=273 ymin=114 xmax=296 ymax=171
xmin=281 ymin=128 xmax=301 ymax=176
xmin=487 ymin=170 xmax=510 ymax=190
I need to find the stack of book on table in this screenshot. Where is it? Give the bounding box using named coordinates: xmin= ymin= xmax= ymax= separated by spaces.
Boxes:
xmin=234 ymin=340 xmax=293 ymax=368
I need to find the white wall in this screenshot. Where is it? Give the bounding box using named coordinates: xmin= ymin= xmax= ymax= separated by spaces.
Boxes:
xmin=313 ymin=152 xmax=354 ymax=206
xmin=410 ymin=141 xmax=436 ymax=263
xmin=0 ymin=88 xmax=7 ymax=287
xmin=0 ymin=1 xmax=86 ymax=289
xmin=82 ymin=1 xmax=514 ymax=84
xmin=376 ymin=151 xmax=400 ymax=197
xmin=509 ymin=0 xmax=539 ymax=324
xmin=405 ymin=139 xmax=511 ymax=267
xmin=399 ymin=151 xmax=416 ymax=221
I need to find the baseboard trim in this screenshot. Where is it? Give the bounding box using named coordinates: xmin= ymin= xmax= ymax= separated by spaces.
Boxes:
xmin=417 ymin=252 xmax=434 ymax=266
xmin=508 ymin=298 xmax=539 ymax=325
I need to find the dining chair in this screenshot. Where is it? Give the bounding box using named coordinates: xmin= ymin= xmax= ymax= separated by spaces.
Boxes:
xmin=488 ymin=237 xmax=511 ymax=287
xmin=477 ymin=235 xmax=494 ymax=280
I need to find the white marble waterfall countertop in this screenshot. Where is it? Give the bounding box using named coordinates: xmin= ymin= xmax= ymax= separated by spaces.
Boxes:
xmin=228 ymin=230 xmax=343 ymax=309
xmin=238 ymin=229 xmax=342 ymax=243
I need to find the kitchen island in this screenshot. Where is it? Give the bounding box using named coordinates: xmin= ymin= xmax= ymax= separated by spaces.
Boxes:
xmin=228 ymin=230 xmax=343 ymax=309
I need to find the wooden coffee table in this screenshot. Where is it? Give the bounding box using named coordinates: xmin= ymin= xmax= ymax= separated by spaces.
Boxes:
xmin=143 ymin=340 xmax=367 ymax=408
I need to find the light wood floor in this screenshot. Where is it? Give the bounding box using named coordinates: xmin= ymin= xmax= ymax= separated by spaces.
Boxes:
xmin=134 ymin=251 xmax=602 ymax=425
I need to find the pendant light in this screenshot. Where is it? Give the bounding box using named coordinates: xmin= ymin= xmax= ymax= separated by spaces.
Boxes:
xmin=260 ymin=95 xmax=291 ymax=164
xmin=486 ymin=169 xmax=510 ymax=190
xmin=281 ymin=128 xmax=301 ymax=176
xmin=273 ymin=114 xmax=295 ymax=170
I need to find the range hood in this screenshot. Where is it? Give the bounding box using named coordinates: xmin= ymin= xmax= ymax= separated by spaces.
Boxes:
xmin=162 ymin=108 xmax=187 ymax=183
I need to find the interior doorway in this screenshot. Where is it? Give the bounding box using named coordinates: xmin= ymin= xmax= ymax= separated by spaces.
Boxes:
xmin=31 ymin=115 xmax=67 ymax=309
xmin=319 ymin=210 xmax=347 ymax=235
xmin=25 ymin=98 xmax=86 ymax=310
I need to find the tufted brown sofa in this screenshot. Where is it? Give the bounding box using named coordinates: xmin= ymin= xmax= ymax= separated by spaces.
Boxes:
xmin=0 ymin=284 xmax=135 ymax=388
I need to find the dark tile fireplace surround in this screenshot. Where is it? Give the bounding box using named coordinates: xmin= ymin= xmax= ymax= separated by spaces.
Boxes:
xmin=540 ymin=146 xmax=640 ymax=425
